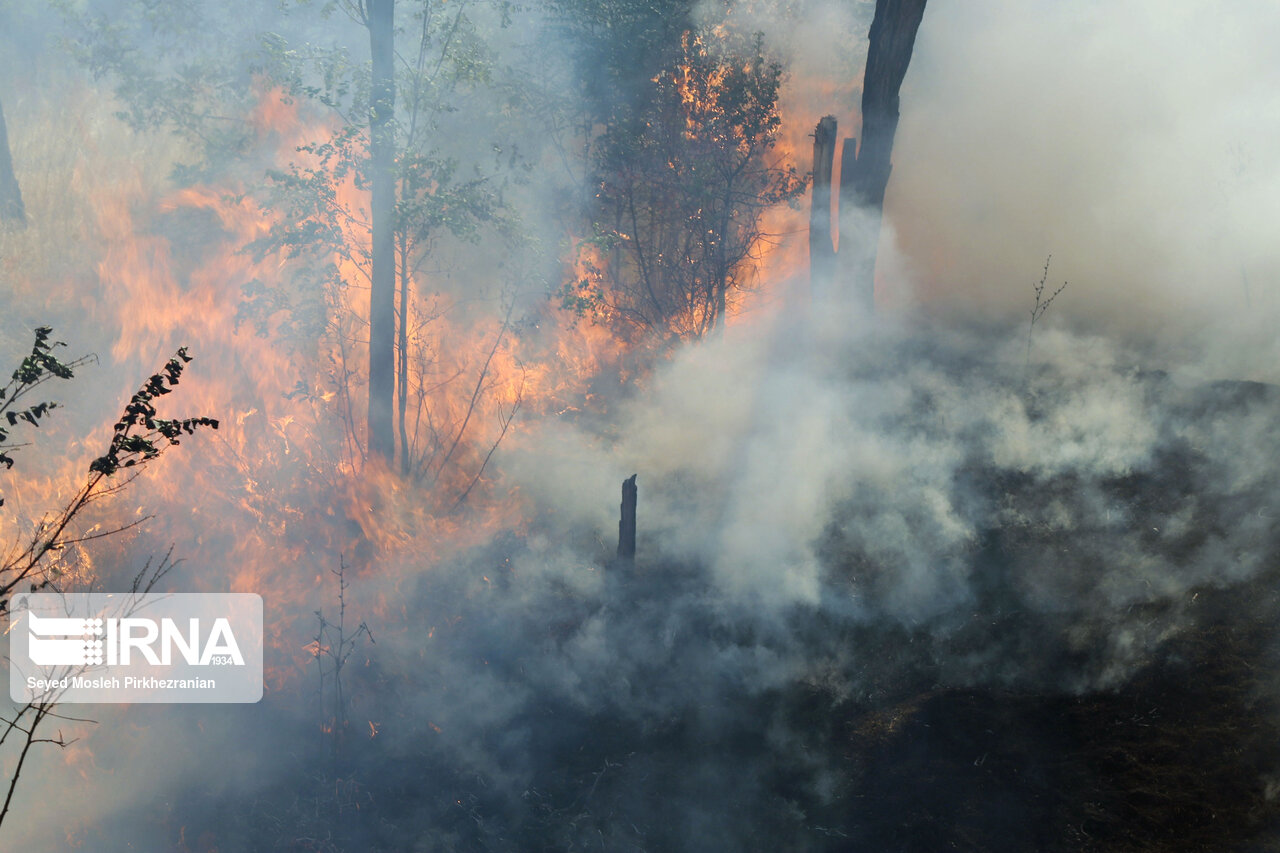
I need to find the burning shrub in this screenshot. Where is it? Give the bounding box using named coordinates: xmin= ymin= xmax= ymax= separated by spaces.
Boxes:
xmin=563 ymin=29 xmax=805 ymax=348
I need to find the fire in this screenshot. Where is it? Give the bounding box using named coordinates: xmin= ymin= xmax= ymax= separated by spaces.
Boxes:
xmin=0 ymin=20 xmax=822 ymax=841
xmin=3 ymin=80 xmax=643 ymax=695
xmin=0 ymin=49 xmax=830 ymax=727
xmin=670 ymin=32 xmax=734 ymax=141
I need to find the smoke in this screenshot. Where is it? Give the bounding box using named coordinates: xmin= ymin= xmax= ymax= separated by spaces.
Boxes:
xmin=508 ymin=303 xmax=1277 ymax=630
xmin=705 ymin=0 xmax=1280 ymax=379
xmin=13 ymin=302 xmax=1280 ymax=849
xmin=295 ymin=313 xmax=1280 ymax=846
xmin=4 ymin=1 xmax=1280 ymax=850
xmin=887 ymin=0 xmax=1280 ymax=376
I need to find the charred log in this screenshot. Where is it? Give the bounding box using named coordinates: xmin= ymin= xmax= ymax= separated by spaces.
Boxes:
xmin=808 ymin=115 xmax=838 ymax=296
xmin=617 ymin=474 xmax=637 ymax=563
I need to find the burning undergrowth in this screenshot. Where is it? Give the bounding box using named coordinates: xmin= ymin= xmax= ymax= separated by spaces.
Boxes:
xmin=47 ymin=316 xmax=1280 ymax=852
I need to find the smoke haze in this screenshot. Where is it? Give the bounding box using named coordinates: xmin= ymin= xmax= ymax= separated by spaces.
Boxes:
xmin=2 ymin=1 xmax=1280 ymax=851
xmin=890 ymin=0 xmax=1280 ymax=374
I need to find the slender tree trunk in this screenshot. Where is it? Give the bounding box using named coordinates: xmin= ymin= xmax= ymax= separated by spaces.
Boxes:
xmin=397 ymin=234 xmax=411 ymax=476
xmin=367 ymin=0 xmax=396 ymax=463
xmin=0 ymin=97 xmax=25 ymax=226
xmin=713 ymin=201 xmax=730 ymax=333
xmin=839 ymin=0 xmax=927 ymax=308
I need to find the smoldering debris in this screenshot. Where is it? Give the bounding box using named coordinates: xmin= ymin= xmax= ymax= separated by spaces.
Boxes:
xmin=58 ymin=320 xmax=1280 ymax=853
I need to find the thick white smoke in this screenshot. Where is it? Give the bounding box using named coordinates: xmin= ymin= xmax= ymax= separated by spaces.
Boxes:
xmin=889 ymin=0 xmax=1280 ymax=377
xmin=712 ymin=0 xmax=1280 ymax=378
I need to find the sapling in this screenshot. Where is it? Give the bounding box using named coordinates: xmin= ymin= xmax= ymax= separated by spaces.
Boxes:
xmin=1026 ymin=256 xmax=1067 ymax=367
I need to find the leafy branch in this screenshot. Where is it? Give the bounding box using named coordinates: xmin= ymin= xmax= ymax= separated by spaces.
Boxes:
xmin=0 ymin=330 xmax=216 ymax=832
xmin=0 ymin=327 xmax=95 ymax=488
xmin=88 ymin=347 xmax=219 ymax=476
xmin=2 ymin=342 xmax=218 ymax=609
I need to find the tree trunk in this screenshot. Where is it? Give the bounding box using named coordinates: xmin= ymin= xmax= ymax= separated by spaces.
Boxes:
xmin=714 ymin=280 xmax=726 ymax=334
xmin=397 ymin=236 xmax=411 ymax=476
xmin=808 ymin=116 xmax=838 ymax=297
xmin=0 ymin=97 xmax=25 ymax=226
xmin=839 ymin=0 xmax=927 ymax=308
xmin=367 ymin=0 xmax=396 ymax=463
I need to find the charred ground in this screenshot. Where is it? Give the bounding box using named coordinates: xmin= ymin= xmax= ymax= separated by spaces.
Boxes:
xmin=100 ymin=354 xmax=1280 ymax=853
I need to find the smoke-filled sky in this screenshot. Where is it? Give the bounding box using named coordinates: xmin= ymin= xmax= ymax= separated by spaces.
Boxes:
xmin=889 ymin=0 xmax=1280 ymax=376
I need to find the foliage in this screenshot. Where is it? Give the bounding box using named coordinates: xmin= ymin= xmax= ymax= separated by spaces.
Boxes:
xmin=88 ymin=347 xmax=219 ymax=476
xmin=543 ymin=0 xmax=698 ymax=125
xmin=561 ymin=29 xmax=805 ymax=345
xmin=59 ymin=0 xmax=530 ymax=481
xmin=0 ymin=327 xmax=88 ymax=491
xmin=1 ymin=331 xmax=216 ymax=605
xmin=51 ymin=0 xmax=291 ymax=176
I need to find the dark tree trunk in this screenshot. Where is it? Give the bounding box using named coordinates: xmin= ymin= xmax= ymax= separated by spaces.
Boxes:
xmin=839 ymin=0 xmax=927 ymax=307
xmin=617 ymin=474 xmax=637 ymax=563
xmin=367 ymin=0 xmax=396 ymax=463
xmin=0 ymin=97 xmax=25 ymax=226
xmin=808 ymin=115 xmax=838 ymax=296
xmin=715 ymin=276 xmax=727 ymax=335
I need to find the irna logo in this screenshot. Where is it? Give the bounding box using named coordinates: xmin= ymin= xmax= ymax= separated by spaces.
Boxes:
xmin=11 ymin=593 xmax=263 ymax=704
xmin=27 ymin=611 xmax=245 ymax=667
